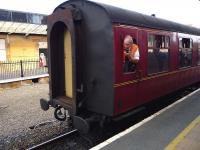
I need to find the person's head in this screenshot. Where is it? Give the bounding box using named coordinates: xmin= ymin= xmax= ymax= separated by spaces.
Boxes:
xmin=123 ymin=35 xmax=133 ymax=49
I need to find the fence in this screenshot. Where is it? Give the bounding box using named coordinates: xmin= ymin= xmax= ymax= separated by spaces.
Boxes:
xmin=0 ymin=59 xmax=48 ymax=81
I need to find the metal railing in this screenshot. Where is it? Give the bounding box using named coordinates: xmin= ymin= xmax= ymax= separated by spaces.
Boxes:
xmin=0 ymin=59 xmax=48 ymax=81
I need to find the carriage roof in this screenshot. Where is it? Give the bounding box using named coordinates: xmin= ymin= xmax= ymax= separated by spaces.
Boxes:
xmin=55 ymin=0 xmax=200 ymax=36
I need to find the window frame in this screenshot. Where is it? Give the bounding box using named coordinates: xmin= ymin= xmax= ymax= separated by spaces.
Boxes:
xmin=178 ymin=37 xmax=193 ymax=68
xmin=147 ymin=33 xmax=170 ymax=75
xmin=122 ymin=33 xmax=139 ymax=75
xmin=197 ymin=39 xmax=200 ymax=65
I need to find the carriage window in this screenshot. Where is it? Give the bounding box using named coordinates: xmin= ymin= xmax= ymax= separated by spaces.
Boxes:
xmin=147 ymin=34 xmax=169 ymax=74
xmin=198 ymin=40 xmax=200 ymax=65
xmin=179 ymin=38 xmax=192 ymax=68
xmin=123 ymin=35 xmax=140 ymax=73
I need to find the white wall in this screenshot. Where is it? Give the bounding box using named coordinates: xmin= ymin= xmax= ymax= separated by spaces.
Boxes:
xmin=0 ymin=39 xmax=6 ymax=61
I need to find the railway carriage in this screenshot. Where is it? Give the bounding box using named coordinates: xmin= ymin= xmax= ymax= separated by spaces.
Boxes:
xmin=40 ymin=0 xmax=200 ymax=133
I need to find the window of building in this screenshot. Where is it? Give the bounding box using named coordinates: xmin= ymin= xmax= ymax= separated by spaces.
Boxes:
xmin=179 ymin=38 xmax=192 ymax=68
xmin=0 ymin=39 xmax=6 ymax=61
xmin=198 ymin=40 xmax=200 ymax=65
xmin=27 ymin=14 xmax=47 ymax=24
xmin=0 ymin=10 xmax=11 ymax=21
xmin=12 ymin=12 xmax=27 ymax=23
xmin=147 ymin=34 xmax=169 ymax=74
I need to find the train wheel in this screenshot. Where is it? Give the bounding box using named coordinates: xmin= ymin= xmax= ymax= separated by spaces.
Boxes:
xmin=54 ymin=106 xmax=67 ymax=121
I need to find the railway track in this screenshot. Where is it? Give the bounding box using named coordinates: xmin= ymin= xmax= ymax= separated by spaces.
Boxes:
xmin=27 ymin=129 xmax=78 ymax=150
xmin=26 ymin=83 xmax=200 ymax=150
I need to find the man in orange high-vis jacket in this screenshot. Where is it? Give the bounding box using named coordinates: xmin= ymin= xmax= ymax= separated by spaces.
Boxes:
xmin=123 ymin=35 xmax=140 ymax=72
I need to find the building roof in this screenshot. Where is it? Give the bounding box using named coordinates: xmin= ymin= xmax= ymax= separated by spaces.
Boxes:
xmin=0 ymin=9 xmax=47 ymax=35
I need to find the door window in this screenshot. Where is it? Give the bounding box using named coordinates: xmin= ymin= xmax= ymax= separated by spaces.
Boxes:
xmin=122 ymin=35 xmax=140 ymax=73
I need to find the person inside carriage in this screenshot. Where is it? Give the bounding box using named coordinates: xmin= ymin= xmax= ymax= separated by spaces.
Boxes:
xmin=123 ymin=35 xmax=140 ymax=73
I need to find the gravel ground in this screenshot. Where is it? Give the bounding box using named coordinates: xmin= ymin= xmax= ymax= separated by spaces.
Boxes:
xmin=2 ymin=82 xmax=197 ymax=150
xmin=0 ymin=83 xmax=70 ymax=149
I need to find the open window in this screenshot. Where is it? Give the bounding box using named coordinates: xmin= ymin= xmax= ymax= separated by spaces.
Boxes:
xmin=179 ymin=38 xmax=192 ymax=68
xmin=147 ymin=34 xmax=169 ymax=74
xmin=122 ymin=34 xmax=140 ymax=73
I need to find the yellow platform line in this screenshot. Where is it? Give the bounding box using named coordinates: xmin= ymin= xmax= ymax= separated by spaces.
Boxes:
xmin=165 ymin=115 xmax=200 ymax=150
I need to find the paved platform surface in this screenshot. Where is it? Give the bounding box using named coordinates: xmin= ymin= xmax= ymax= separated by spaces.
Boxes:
xmin=173 ymin=118 xmax=200 ymax=150
xmin=92 ymin=89 xmax=200 ymax=150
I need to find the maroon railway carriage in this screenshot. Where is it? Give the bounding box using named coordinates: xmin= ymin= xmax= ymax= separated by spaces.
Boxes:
xmin=40 ymin=0 xmax=200 ymax=133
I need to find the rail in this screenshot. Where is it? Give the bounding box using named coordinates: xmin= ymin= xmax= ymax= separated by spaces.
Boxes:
xmin=27 ymin=129 xmax=78 ymax=150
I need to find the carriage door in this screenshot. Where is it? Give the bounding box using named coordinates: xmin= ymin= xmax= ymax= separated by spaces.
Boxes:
xmin=114 ymin=26 xmax=141 ymax=114
xmin=48 ymin=8 xmax=77 ymax=115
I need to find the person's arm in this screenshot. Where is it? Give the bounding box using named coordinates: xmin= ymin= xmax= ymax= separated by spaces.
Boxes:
xmin=130 ymin=49 xmax=140 ymax=64
xmin=124 ymin=51 xmax=132 ymax=58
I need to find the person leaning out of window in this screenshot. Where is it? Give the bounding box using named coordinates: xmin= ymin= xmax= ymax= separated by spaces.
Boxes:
xmin=123 ymin=35 xmax=140 ymax=72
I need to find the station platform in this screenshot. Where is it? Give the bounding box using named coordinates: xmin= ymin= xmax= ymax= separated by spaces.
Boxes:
xmin=91 ymin=89 xmax=200 ymax=150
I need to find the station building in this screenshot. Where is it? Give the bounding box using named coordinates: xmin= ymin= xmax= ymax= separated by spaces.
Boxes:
xmin=0 ymin=9 xmax=47 ymax=61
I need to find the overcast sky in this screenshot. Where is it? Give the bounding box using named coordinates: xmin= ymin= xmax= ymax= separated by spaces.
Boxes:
xmin=0 ymin=0 xmax=200 ymax=28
